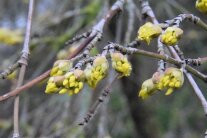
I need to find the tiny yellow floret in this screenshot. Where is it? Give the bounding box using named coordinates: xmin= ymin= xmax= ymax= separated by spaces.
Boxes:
xmin=137 ymin=22 xmax=162 ymax=45
xmin=62 ymin=69 xmax=85 ymax=95
xmin=161 ymin=26 xmax=183 ymax=46
xmin=196 ymin=0 xmax=207 ymax=13
xmin=111 ymin=52 xmax=132 ymax=77
xmin=50 ymin=60 xmax=73 ymax=76
xmin=139 ymin=78 xmax=157 ymax=99
xmin=157 ymin=67 xmax=184 ymax=95
xmin=84 ymin=56 xmax=109 ymax=88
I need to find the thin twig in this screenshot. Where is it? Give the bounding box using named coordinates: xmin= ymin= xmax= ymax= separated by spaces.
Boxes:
xmin=1 ymin=41 xmax=207 ymax=102
xmin=78 ymin=74 xmax=119 ymax=126
xmin=140 ymin=0 xmax=166 ymax=72
xmin=0 ymin=63 xmax=21 ymax=79
xmin=12 ymin=0 xmax=34 ymax=137
xmin=169 ymin=47 xmax=207 ymax=115
xmin=124 ymin=0 xmax=135 ymax=43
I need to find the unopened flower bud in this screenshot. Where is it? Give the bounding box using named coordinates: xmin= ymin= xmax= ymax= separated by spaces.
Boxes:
xmin=139 ymin=78 xmax=157 ymax=99
xmin=161 ymin=26 xmax=183 ymax=46
xmin=45 ymin=77 xmax=61 ymax=93
xmin=84 ymin=56 xmax=109 ymax=88
xmin=157 ymin=67 xmax=184 ymax=95
xmin=196 ymin=0 xmax=207 ymax=13
xmin=111 ymin=52 xmax=132 ymax=77
xmin=137 ymin=22 xmax=162 ymax=45
xmin=63 ymin=69 xmax=85 ymax=95
xmin=50 ymin=60 xmax=73 ymax=76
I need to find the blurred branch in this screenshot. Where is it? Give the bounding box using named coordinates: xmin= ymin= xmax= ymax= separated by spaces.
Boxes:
xmin=163 ymin=14 xmax=207 ymax=31
xmin=0 ymin=63 xmax=20 ymax=79
xmin=13 ymin=0 xmax=34 ymax=137
xmin=124 ymin=0 xmax=135 ymax=43
xmin=47 ymin=9 xmax=81 ymax=28
xmin=166 ymin=0 xmax=190 ymax=14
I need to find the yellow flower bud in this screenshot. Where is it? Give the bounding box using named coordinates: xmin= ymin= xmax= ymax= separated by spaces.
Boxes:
xmin=139 ymin=78 xmax=157 ymax=99
xmin=165 ymin=88 xmax=174 ymax=95
xmin=62 ymin=69 xmax=85 ymax=95
xmin=84 ymin=56 xmax=109 ymax=88
xmin=7 ymin=70 xmax=17 ymax=80
xmin=45 ymin=77 xmax=59 ymax=93
xmin=59 ymin=88 xmax=68 ymax=94
xmin=111 ymin=52 xmax=132 ymax=77
xmin=50 ymin=60 xmax=73 ymax=76
xmin=45 ymin=76 xmax=65 ymax=94
xmin=196 ymin=0 xmax=207 ymax=13
xmin=137 ymin=22 xmax=162 ymax=45
xmin=161 ymin=26 xmax=183 ymax=46
xmin=157 ymin=67 xmax=184 ymax=95
xmin=57 ymin=50 xmax=68 ymax=60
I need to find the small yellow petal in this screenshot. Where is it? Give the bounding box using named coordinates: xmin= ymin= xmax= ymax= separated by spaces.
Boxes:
xmin=165 ymin=88 xmax=174 ymax=95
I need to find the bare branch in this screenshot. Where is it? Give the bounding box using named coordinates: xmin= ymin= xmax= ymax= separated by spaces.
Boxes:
xmin=0 ymin=63 xmax=20 ymax=79
xmin=0 ymin=0 xmax=126 ymax=102
xmin=78 ymin=74 xmax=119 ymax=126
xmin=13 ymin=0 xmax=34 ymax=137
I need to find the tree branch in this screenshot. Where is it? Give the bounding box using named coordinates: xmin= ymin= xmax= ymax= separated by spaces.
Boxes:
xmin=0 ymin=0 xmax=126 ymax=102
xmin=78 ymin=74 xmax=119 ymax=126
xmin=140 ymin=0 xmax=207 ymax=116
xmin=13 ymin=0 xmax=34 ymax=137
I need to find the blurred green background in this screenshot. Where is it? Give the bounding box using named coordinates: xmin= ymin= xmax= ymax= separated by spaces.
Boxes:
xmin=0 ymin=0 xmax=207 ymax=137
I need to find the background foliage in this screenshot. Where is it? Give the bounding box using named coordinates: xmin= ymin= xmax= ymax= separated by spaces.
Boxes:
xmin=0 ymin=0 xmax=207 ymax=137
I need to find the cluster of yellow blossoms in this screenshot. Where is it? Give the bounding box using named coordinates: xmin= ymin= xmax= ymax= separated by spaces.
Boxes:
xmin=62 ymin=69 xmax=85 ymax=95
xmin=111 ymin=52 xmax=132 ymax=77
xmin=137 ymin=22 xmax=162 ymax=45
xmin=196 ymin=0 xmax=207 ymax=13
xmin=137 ymin=22 xmax=183 ymax=46
xmin=45 ymin=54 xmax=132 ymax=95
xmin=161 ymin=26 xmax=183 ymax=46
xmin=45 ymin=69 xmax=85 ymax=95
xmin=84 ymin=56 xmax=109 ymax=88
xmin=138 ymin=67 xmax=184 ymax=99
xmin=157 ymin=67 xmax=184 ymax=95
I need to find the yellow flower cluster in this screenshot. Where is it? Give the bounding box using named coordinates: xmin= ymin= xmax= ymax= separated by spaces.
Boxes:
xmin=50 ymin=60 xmax=73 ymax=76
xmin=157 ymin=67 xmax=184 ymax=95
xmin=62 ymin=69 xmax=85 ymax=95
xmin=161 ymin=26 xmax=183 ymax=46
xmin=196 ymin=0 xmax=207 ymax=13
xmin=45 ymin=69 xmax=85 ymax=95
xmin=45 ymin=76 xmax=63 ymax=93
xmin=137 ymin=22 xmax=162 ymax=45
xmin=138 ymin=78 xmax=157 ymax=99
xmin=111 ymin=52 xmax=132 ymax=77
xmin=0 ymin=28 xmax=23 ymax=45
xmin=84 ymin=56 xmax=109 ymax=88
